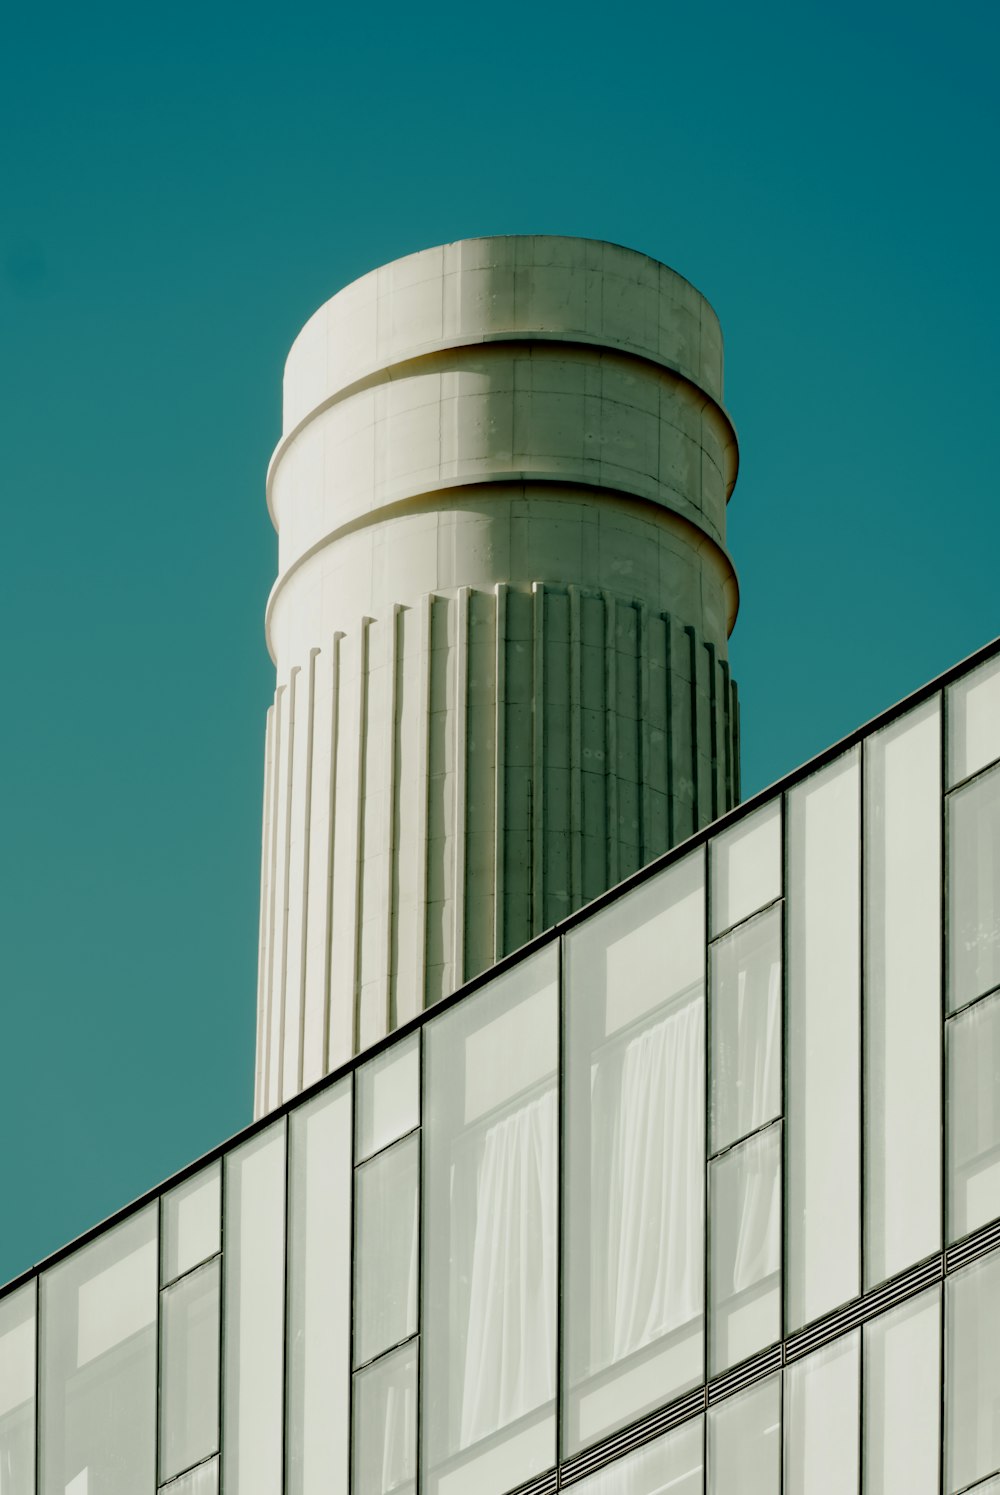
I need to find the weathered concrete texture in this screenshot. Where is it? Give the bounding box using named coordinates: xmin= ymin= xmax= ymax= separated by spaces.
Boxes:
xmin=255 ymin=236 xmax=742 ymax=1116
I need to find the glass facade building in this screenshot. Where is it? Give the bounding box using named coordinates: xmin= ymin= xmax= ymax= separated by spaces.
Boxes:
xmin=4 ymin=640 xmax=1000 ymax=1495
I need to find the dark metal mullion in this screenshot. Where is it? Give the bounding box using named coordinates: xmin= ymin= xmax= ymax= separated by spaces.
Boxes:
xmin=415 ymin=1027 xmax=424 ymax=1495
xmin=555 ymin=933 xmax=566 ymax=1475
xmin=857 ymin=737 xmax=867 ymax=1495
xmin=218 ymin=1155 xmax=229 ymax=1495
xmin=780 ymin=790 xmax=789 ymax=1495
xmin=156 ymin=1198 xmax=164 ymax=1491
xmin=707 ymin=1112 xmax=784 ymax=1166
xmin=282 ymin=1110 xmax=293 ymax=1495
xmin=940 ymin=689 xmax=949 ymax=1495
xmin=703 ymin=846 xmax=711 ymax=1486
xmin=349 ymin=1073 xmax=359 ymax=1493
xmin=711 ymin=888 xmax=784 ymax=946
xmin=33 ymin=1273 xmax=41 ymax=1495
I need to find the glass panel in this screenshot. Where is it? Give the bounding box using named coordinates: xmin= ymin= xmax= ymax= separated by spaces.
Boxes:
xmin=863 ymin=1287 xmax=940 ymax=1495
xmin=709 ymin=1125 xmax=781 ymax=1375
xmin=0 ymin=1282 xmax=35 ymax=1495
xmin=161 ymin=1163 xmax=221 ymax=1285
xmin=708 ymin=1374 xmax=780 ymax=1495
xmin=159 ymin=1260 xmax=219 ymax=1483
xmin=786 ymin=750 xmax=860 ymax=1330
xmin=423 ymin=946 xmax=558 ymax=1495
xmin=948 ymin=991 xmax=1000 ymax=1241
xmin=563 ymin=851 xmax=705 ymax=1454
xmin=710 ymin=799 xmax=781 ymax=936
xmin=355 ymin=1133 xmax=419 ymax=1366
xmin=357 ymin=1033 xmax=420 ymax=1162
xmin=710 ymin=906 xmax=781 ymax=1153
xmin=573 ymin=1415 xmax=703 ymax=1494
xmin=354 ymin=1340 xmax=416 ymax=1495
xmin=947 ymin=1248 xmax=1000 ymax=1492
xmin=949 ymin=763 xmax=1000 ymax=1012
xmin=865 ymin=700 xmax=942 ymax=1286
xmin=949 ymin=654 xmax=1000 ymax=786
xmin=223 ymin=1122 xmax=285 ymax=1495
xmin=159 ymin=1456 xmax=218 ymax=1495
xmin=287 ymin=1080 xmax=352 ymax=1495
xmin=40 ymin=1205 xmax=157 ymax=1495
xmin=783 ymin=1331 xmax=860 ymax=1495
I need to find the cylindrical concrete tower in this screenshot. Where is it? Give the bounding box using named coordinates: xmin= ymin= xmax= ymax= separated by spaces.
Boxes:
xmin=255 ymin=236 xmax=740 ymax=1116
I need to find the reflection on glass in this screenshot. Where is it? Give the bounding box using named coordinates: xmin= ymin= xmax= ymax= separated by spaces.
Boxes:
xmin=355 ymin=1133 xmax=419 ymax=1366
xmin=161 ymin=1163 xmax=221 ymax=1286
xmin=784 ymin=1331 xmax=860 ymax=1495
xmin=863 ymin=1288 xmax=940 ymax=1495
xmin=357 ymin=1033 xmax=420 ymax=1162
xmin=949 ymin=654 xmax=1000 ymax=786
xmin=949 ymin=764 xmax=1000 ymax=1012
xmin=948 ymin=992 xmax=1000 ymax=1241
xmin=563 ymin=852 xmax=705 ymax=1454
xmin=159 ymin=1455 xmax=218 ymax=1495
xmin=710 ymin=799 xmax=781 ymax=937
xmin=947 ymin=1248 xmax=1000 ymax=1493
xmin=40 ymin=1205 xmax=157 ymax=1495
xmin=708 ymin=1374 xmax=780 ymax=1495
xmin=287 ymin=1080 xmax=352 ymax=1495
xmin=160 ymin=1260 xmax=220 ymax=1483
xmin=865 ymin=700 xmax=942 ymax=1286
xmin=786 ymin=750 xmax=860 ymax=1330
xmin=223 ymin=1122 xmax=285 ymax=1495
xmin=354 ymin=1340 xmax=416 ymax=1495
xmin=710 ymin=906 xmax=781 ymax=1153
xmin=0 ymin=1282 xmax=35 ymax=1495
xmin=573 ymin=1415 xmax=703 ymax=1494
xmin=710 ymin=1125 xmax=781 ymax=1375
xmin=423 ymin=947 xmax=558 ymax=1495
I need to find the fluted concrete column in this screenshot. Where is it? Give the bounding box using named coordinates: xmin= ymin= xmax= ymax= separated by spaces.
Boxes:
xmin=255 ymin=235 xmax=741 ymax=1116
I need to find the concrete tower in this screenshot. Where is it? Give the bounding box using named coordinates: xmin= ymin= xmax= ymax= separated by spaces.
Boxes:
xmin=255 ymin=236 xmax=740 ymax=1116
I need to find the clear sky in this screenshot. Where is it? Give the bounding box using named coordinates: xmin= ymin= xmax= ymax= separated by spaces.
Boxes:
xmin=1 ymin=0 xmax=997 ymax=1285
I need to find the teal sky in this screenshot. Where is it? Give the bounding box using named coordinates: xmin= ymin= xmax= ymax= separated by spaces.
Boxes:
xmin=2 ymin=0 xmax=997 ymax=1285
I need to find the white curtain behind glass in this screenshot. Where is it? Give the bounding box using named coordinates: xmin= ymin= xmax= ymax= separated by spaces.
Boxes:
xmin=732 ymin=1136 xmax=780 ymax=1294
xmin=734 ymin=960 xmax=780 ymax=1142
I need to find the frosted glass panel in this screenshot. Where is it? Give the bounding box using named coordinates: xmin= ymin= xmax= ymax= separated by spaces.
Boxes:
xmin=354 ymin=1340 xmax=416 ymax=1495
xmin=563 ymin=851 xmax=705 ymax=1454
xmin=357 ymin=1033 xmax=420 ymax=1162
xmin=865 ymin=700 xmax=942 ymax=1285
xmin=708 ymin=1375 xmax=780 ymax=1495
xmin=710 ymin=1125 xmax=781 ymax=1374
xmin=223 ymin=1122 xmax=285 ymax=1495
xmin=948 ymin=991 xmax=1000 ymax=1241
xmin=0 ymin=1282 xmax=35 ymax=1495
xmin=784 ymin=1332 xmax=860 ymax=1495
xmin=160 ymin=1260 xmax=220 ymax=1482
xmin=161 ymin=1163 xmax=221 ymax=1285
xmin=863 ymin=1288 xmax=940 ymax=1495
xmin=786 ymin=750 xmax=860 ymax=1330
xmin=710 ymin=799 xmax=781 ymax=936
xmin=423 ymin=947 xmax=558 ymax=1495
xmin=355 ymin=1133 xmax=419 ymax=1366
xmin=40 ymin=1206 xmax=157 ymax=1495
xmin=159 ymin=1457 xmax=219 ymax=1495
xmin=573 ymin=1415 xmax=703 ymax=1494
xmin=710 ymin=905 xmax=781 ymax=1153
xmin=947 ymin=1248 xmax=1000 ymax=1493
xmin=287 ymin=1080 xmax=352 ymax=1495
xmin=949 ymin=654 xmax=1000 ymax=785
xmin=949 ymin=763 xmax=1000 ymax=1011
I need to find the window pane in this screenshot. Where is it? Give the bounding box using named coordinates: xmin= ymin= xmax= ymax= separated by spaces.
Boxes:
xmin=708 ymin=1374 xmax=780 ymax=1495
xmin=357 ymin=1033 xmax=420 ymax=1162
xmin=423 ymin=946 xmax=558 ymax=1495
xmin=710 ymin=906 xmax=781 ymax=1153
xmin=710 ymin=1125 xmax=781 ymax=1375
xmin=949 ymin=763 xmax=1000 ymax=1012
xmin=865 ymin=700 xmax=942 ymax=1285
xmin=710 ymin=800 xmax=781 ymax=936
xmin=223 ymin=1122 xmax=285 ymax=1495
xmin=0 ymin=1282 xmax=35 ymax=1495
xmin=161 ymin=1164 xmax=221 ymax=1285
xmin=949 ymin=654 xmax=1000 ymax=786
xmin=160 ymin=1260 xmax=219 ymax=1483
xmin=563 ymin=851 xmax=705 ymax=1454
xmin=573 ymin=1415 xmax=703 ymax=1494
xmin=863 ymin=1287 xmax=940 ymax=1495
xmin=354 ymin=1340 xmax=416 ymax=1495
xmin=40 ymin=1206 xmax=157 ymax=1495
xmin=946 ymin=1247 xmax=1000 ymax=1492
xmin=783 ymin=1331 xmax=860 ymax=1495
xmin=355 ymin=1133 xmax=419 ymax=1366
xmin=159 ymin=1455 xmax=218 ymax=1495
xmin=287 ymin=1080 xmax=352 ymax=1495
xmin=786 ymin=750 xmax=860 ymax=1330
xmin=948 ymin=991 xmax=1000 ymax=1241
